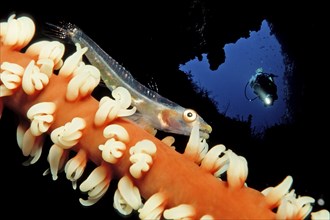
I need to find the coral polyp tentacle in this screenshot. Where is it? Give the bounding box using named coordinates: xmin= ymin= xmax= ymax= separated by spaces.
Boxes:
xmin=64 ymin=149 xmax=87 ymax=189
xmin=0 ymin=14 xmax=35 ymax=49
xmin=36 ymin=58 xmax=55 ymax=78
xmin=94 ymin=88 xmax=136 ymax=126
xmin=114 ymin=176 xmax=142 ymax=215
xmin=183 ymin=123 xmax=201 ymax=162
xmin=200 ymin=144 xmax=227 ymax=176
xmin=226 ymin=149 xmax=248 ymax=189
xmin=79 ymin=164 xmax=112 ymax=206
xmin=25 ymin=40 xmax=65 ymax=70
xmin=276 ymin=191 xmax=315 ymax=220
xmin=262 ymin=175 xmax=293 ymax=208
xmin=58 ymin=43 xmax=87 ymax=77
xmin=129 ymin=139 xmax=156 ymax=179
xmin=22 ymin=60 xmax=50 ymax=95
xmin=50 ymin=117 xmax=86 ymax=149
xmin=31 ymin=41 xmax=64 ymax=68
xmin=138 ymin=192 xmax=166 ymax=220
xmin=66 ymin=64 xmax=100 ymax=101
xmin=27 ymin=102 xmax=56 ymax=136
xmin=17 ymin=123 xmax=45 ymax=165
xmin=200 ymin=214 xmax=214 ymax=220
xmin=98 ymin=138 xmax=126 ymax=164
xmin=1 ymin=14 xmax=329 ymax=220
xmin=0 ymin=62 xmax=24 ymax=96
xmin=129 ymin=153 xmax=153 ymax=179
xmin=163 ymin=204 xmax=196 ymax=219
xmin=47 ymin=143 xmax=69 ymax=180
xmin=161 ymin=136 xmax=175 ymax=148
xmin=311 ymin=210 xmax=330 ymax=220
xmin=184 ymin=124 xmax=208 ymax=164
xmin=103 ymin=124 xmax=130 ymax=143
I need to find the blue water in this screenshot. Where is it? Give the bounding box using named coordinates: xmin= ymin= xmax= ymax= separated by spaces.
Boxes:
xmin=180 ymin=20 xmax=288 ymax=132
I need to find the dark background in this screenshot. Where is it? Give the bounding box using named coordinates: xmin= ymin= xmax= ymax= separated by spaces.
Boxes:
xmin=1 ymin=1 xmax=328 ymax=219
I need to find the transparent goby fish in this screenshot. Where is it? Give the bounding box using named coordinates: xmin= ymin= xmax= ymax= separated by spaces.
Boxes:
xmin=46 ymin=23 xmax=212 ymax=139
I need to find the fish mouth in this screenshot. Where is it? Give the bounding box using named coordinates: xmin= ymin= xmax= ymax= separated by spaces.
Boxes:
xmin=200 ymin=124 xmax=212 ymax=139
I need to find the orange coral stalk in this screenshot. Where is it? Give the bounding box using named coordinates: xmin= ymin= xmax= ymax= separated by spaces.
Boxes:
xmin=1 ymin=43 xmax=275 ymax=219
xmin=1 ymin=15 xmax=328 ymax=220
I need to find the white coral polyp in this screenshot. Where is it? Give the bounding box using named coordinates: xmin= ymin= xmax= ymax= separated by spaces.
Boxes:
xmin=79 ymin=165 xmax=111 ymax=206
xmin=50 ymin=117 xmax=86 ymax=149
xmin=163 ymin=204 xmax=196 ymax=220
xmin=58 ymin=43 xmax=87 ymax=77
xmin=129 ymin=153 xmax=153 ymax=179
xmin=16 ymin=123 xmax=45 ymax=165
xmin=200 ymin=144 xmax=248 ymax=188
xmin=99 ymin=138 xmax=126 ymax=164
xmin=22 ymin=60 xmax=50 ymax=95
xmin=275 ymin=189 xmax=315 ymax=220
xmin=114 ymin=189 xmax=134 ymax=215
xmin=197 ymin=138 xmax=209 ymax=163
xmin=262 ymin=175 xmax=293 ymax=208
xmin=37 ymin=58 xmax=55 ymax=78
xmin=200 ymin=144 xmax=228 ymax=176
xmin=184 ymin=123 xmax=200 ymax=162
xmin=111 ymin=86 xmax=133 ymax=110
xmin=103 ymin=124 xmax=130 ymax=143
xmin=311 ymin=210 xmax=330 ymax=220
xmin=129 ymin=139 xmax=157 ymax=178
xmin=226 ymin=150 xmax=248 ymax=189
xmin=46 ymin=144 xmax=69 ymax=180
xmin=64 ymin=149 xmax=87 ymax=189
xmin=0 ymin=14 xmax=35 ymax=49
xmin=113 ymin=176 xmax=142 ymax=215
xmin=94 ymin=87 xmax=136 ymax=126
xmin=138 ymin=192 xmax=166 ymax=220
xmin=27 ymin=102 xmax=56 ymax=136
xmin=200 ymin=215 xmax=214 ymax=220
xmin=0 ymin=62 xmax=24 ymax=97
xmin=129 ymin=139 xmax=157 ymax=155
xmin=66 ymin=64 xmax=100 ymax=101
xmin=26 ymin=40 xmax=65 ymax=70
xmin=161 ymin=136 xmax=175 ymax=148
xmin=184 ymin=124 xmax=208 ymax=164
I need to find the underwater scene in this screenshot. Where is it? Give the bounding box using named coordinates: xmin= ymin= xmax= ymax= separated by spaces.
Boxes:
xmin=1 ymin=1 xmax=328 ymax=219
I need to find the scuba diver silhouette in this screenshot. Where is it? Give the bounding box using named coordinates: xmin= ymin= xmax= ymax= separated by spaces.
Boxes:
xmin=245 ymin=68 xmax=278 ymax=106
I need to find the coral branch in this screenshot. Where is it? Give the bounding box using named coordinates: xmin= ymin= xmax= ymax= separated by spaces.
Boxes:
xmin=1 ymin=36 xmax=275 ymax=220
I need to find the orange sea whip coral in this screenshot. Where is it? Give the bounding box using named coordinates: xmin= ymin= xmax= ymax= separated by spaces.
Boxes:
xmin=1 ymin=14 xmax=329 ymax=220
